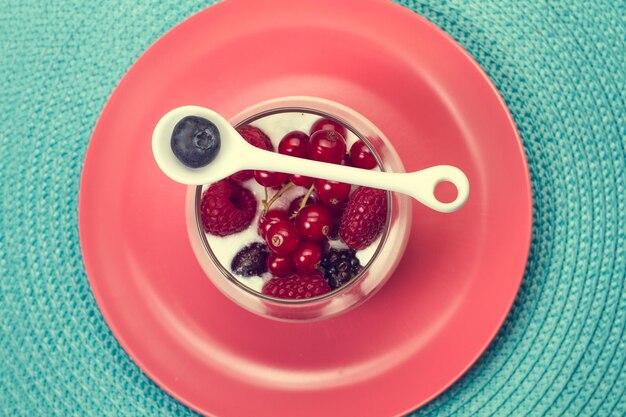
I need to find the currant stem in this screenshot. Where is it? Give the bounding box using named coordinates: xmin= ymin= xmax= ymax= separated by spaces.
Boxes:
xmin=261 ymin=187 xmax=269 ymax=211
xmin=290 ymin=184 xmax=315 ymax=219
xmin=300 ymin=184 xmax=315 ymax=209
xmin=263 ymin=182 xmax=294 ymax=214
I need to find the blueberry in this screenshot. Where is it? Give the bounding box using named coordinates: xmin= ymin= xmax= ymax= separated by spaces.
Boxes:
xmin=171 ymin=116 xmax=220 ymax=168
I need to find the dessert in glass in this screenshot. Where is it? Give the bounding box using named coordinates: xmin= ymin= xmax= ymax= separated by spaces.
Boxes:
xmin=184 ymin=97 xmax=411 ymax=321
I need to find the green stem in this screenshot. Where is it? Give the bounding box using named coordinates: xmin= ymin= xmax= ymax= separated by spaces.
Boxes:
xmin=263 ymin=182 xmax=294 ymax=214
xmin=290 ymin=184 xmax=315 ymax=219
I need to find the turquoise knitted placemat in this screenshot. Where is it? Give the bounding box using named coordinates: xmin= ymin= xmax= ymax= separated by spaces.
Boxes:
xmin=1 ymin=1 xmax=625 ymax=415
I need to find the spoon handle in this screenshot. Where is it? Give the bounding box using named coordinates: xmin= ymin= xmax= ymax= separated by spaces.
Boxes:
xmin=244 ymin=147 xmax=469 ymax=213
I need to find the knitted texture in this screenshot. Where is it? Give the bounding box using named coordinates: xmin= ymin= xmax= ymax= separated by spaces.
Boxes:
xmin=1 ymin=1 xmax=625 ymax=416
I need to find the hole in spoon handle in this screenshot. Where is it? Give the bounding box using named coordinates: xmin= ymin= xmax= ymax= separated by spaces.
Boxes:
xmin=409 ymin=165 xmax=470 ymax=213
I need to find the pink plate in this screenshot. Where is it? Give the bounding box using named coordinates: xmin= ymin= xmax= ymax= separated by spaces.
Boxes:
xmin=79 ymin=0 xmax=532 ymax=416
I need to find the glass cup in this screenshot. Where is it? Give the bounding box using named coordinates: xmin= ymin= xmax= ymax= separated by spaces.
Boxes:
xmin=186 ymin=96 xmax=411 ymax=321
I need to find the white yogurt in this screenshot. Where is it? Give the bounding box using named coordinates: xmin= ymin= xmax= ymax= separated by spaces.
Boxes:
xmin=203 ymin=112 xmax=383 ymax=293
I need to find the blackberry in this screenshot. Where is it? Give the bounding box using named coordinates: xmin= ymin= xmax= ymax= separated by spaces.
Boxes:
xmin=231 ymin=242 xmax=269 ymax=277
xmin=319 ymin=248 xmax=362 ymax=290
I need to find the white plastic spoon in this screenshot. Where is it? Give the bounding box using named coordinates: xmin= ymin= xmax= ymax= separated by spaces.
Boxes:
xmin=152 ymin=105 xmax=469 ymax=213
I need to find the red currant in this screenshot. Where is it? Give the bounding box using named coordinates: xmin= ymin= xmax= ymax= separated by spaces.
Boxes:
xmin=295 ymin=204 xmax=333 ymax=242
xmin=288 ymin=194 xmax=317 ymax=218
xmin=267 ymin=253 xmax=295 ymax=277
xmin=315 ymin=179 xmax=351 ymax=208
xmin=307 ymin=130 xmax=347 ymax=164
xmin=258 ymin=209 xmax=289 ymax=238
xmin=349 ymin=141 xmax=377 ymax=169
xmin=278 ymin=131 xmax=309 ymax=158
xmin=265 ymin=220 xmax=301 ymax=255
xmin=254 ymin=170 xmax=287 ymax=187
xmin=309 ymin=118 xmax=347 ymax=138
xmin=230 ymin=170 xmax=254 ymax=182
xmin=293 ymin=242 xmax=322 ymax=273
xmin=289 ymin=174 xmax=315 ymax=187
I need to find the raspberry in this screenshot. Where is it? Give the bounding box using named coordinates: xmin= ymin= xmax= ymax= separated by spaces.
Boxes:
xmin=231 ymin=242 xmax=269 ymax=277
xmin=200 ymin=179 xmax=257 ymax=236
xmin=262 ymin=271 xmax=331 ymax=299
xmin=319 ymin=248 xmax=362 ymax=290
xmin=230 ymin=125 xmax=273 ymax=181
xmin=339 ymin=187 xmax=387 ymax=250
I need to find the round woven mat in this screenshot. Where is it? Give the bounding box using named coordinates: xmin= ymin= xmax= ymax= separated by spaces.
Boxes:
xmin=1 ymin=1 xmax=625 ymax=415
